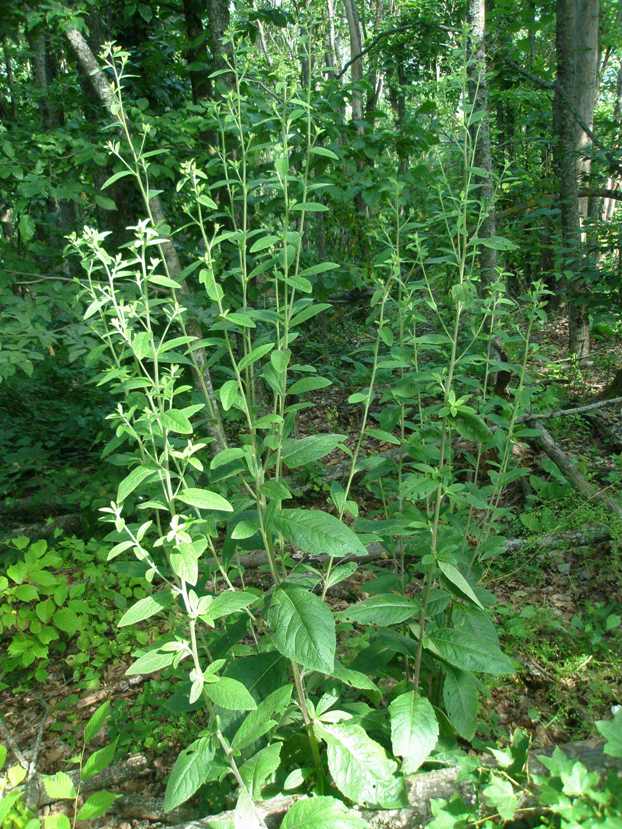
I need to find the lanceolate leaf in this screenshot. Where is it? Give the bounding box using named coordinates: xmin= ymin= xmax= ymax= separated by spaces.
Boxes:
xmin=423 ymin=608 xmax=514 ymax=675
xmin=84 ymin=700 xmax=111 ymax=744
xmin=268 ymin=585 xmax=336 ymax=673
xmin=281 ymin=434 xmax=346 ymax=468
xmin=118 ymin=592 xmax=173 ymax=627
xmin=232 ymin=685 xmax=293 ymax=752
xmin=117 ymin=466 xmax=155 ymax=503
xmin=125 ymin=646 xmax=176 ymax=677
xmin=339 ymin=593 xmax=419 ymax=626
xmin=437 ymin=561 xmax=484 ymax=609
xmin=164 ymin=737 xmax=215 ymax=812
xmin=203 ymin=677 xmax=257 ymax=711
xmin=274 ymin=509 xmax=367 ymax=558
xmin=314 ymin=721 xmax=404 ymax=808
xmin=239 ymin=742 xmax=282 ymax=799
xmin=177 ymin=488 xmax=233 ymax=512
xmin=388 ymin=692 xmax=438 ymax=774
xmin=442 ymin=667 xmax=478 ymax=741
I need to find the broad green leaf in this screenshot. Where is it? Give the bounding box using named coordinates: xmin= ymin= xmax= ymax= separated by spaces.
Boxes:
xmin=596 ymin=710 xmax=622 ymax=757
xmin=0 ymin=792 xmax=23 ymax=825
xmin=291 ymin=201 xmax=329 ymax=212
xmin=41 ymin=771 xmax=76 ymax=800
xmin=44 ymin=815 xmax=71 ymax=829
xmin=164 ymin=737 xmax=214 ymax=812
xmin=232 ymin=685 xmax=293 ymax=752
xmin=423 ymin=609 xmax=513 ymax=675
xmin=53 ymin=607 xmax=80 ymax=636
xmin=281 ymin=434 xmax=346 ymax=468
xmin=117 ymin=466 xmax=155 ymax=503
xmin=161 ymin=409 xmax=193 ymax=434
xmin=310 ymin=147 xmax=340 ymax=161
xmin=131 ymin=332 xmax=152 ymax=360
xmin=290 ymin=302 xmax=332 ymax=328
xmin=442 ymin=668 xmax=478 ymax=741
xmin=94 ymin=194 xmax=116 ymax=211
xmin=281 ymin=796 xmax=368 ymax=829
xmin=482 ymin=774 xmax=519 ymax=820
xmin=0 ymin=744 xmax=6 ymax=770
xmin=210 ymin=448 xmax=246 ymax=469
xmin=389 ymin=692 xmax=438 ymax=773
xmin=438 ymin=562 xmax=483 ymax=609
xmin=201 ymin=591 xmax=258 ymax=624
xmin=274 ymin=509 xmax=367 ymax=558
xmin=149 ymin=274 xmax=182 ymax=289
xmin=250 ymin=234 xmax=279 ymax=253
xmin=118 ymin=592 xmax=172 ymax=627
xmin=234 ymin=789 xmax=264 ymax=829
xmin=227 ymin=312 xmax=256 ymax=329
xmin=102 ymin=169 xmax=134 ymax=189
xmin=204 ymin=677 xmax=257 ymax=711
xmin=7 ymin=764 xmax=26 ymax=787
xmin=239 ymin=743 xmax=281 ymax=799
xmin=480 ymin=235 xmax=517 ymax=251
xmin=82 ymin=740 xmax=117 ymax=781
xmin=366 ymin=428 xmax=401 ymax=446
xmin=177 ymin=488 xmax=233 ymax=512
xmin=84 ymin=701 xmax=111 ymax=744
xmin=219 ymin=379 xmax=241 ymax=411
xmin=299 ymin=262 xmax=340 ymax=276
xmin=339 ymin=594 xmax=418 ymax=626
xmin=453 ymin=411 xmax=492 ymax=443
xmin=238 ymin=343 xmax=275 ymax=372
xmin=76 ymin=791 xmax=119 ymax=820
xmin=331 ymin=662 xmax=380 ymax=693
xmin=288 ymin=376 xmax=332 ymax=395
xmin=268 ymin=585 xmax=335 ymax=673
xmin=125 ymin=646 xmax=176 ymax=677
xmin=315 ymin=722 xmax=403 ymax=808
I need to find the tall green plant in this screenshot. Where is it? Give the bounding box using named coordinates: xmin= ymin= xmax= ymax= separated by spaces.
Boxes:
xmin=70 ymin=40 xmax=543 ymax=824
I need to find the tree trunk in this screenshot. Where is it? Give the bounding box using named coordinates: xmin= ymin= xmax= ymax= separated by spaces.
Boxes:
xmin=64 ymin=28 xmax=227 ymax=453
xmin=467 ymin=0 xmax=497 ymax=288
xmin=343 ymin=0 xmax=364 ymax=127
xmin=182 ymin=0 xmax=212 ymax=103
xmin=555 ymin=0 xmax=590 ymax=358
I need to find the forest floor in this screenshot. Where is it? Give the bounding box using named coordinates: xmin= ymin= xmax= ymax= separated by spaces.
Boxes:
xmin=1 ymin=314 xmax=622 ymax=827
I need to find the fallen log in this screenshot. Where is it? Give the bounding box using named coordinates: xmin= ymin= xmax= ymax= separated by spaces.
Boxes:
xmin=158 ymin=740 xmax=621 ymax=829
xmin=0 ymin=495 xmax=79 ymax=518
xmin=32 ymin=754 xmax=150 ymax=808
xmin=234 ymin=525 xmax=611 ymax=571
xmin=0 ymin=513 xmax=83 ymax=543
xmin=528 ymin=420 xmax=622 ymax=519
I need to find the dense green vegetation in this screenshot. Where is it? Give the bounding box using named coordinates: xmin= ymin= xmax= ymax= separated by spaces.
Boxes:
xmin=1 ymin=1 xmax=622 ymax=827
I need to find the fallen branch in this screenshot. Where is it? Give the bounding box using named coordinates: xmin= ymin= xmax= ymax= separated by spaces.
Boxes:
xmin=235 ymin=525 xmax=611 ymax=571
xmin=517 ymin=395 xmax=622 ymax=423
xmin=528 ymin=420 xmax=622 ymax=518
xmin=0 ymin=495 xmax=79 ymax=518
xmin=0 ymin=513 xmax=83 ymax=542
xmin=33 ymin=753 xmax=150 ymax=808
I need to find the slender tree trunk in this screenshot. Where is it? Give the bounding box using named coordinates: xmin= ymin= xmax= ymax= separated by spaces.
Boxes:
xmin=2 ymin=38 xmax=17 ymax=120
xmin=555 ymin=0 xmax=589 ymax=357
xmin=182 ymin=0 xmax=212 ymax=103
xmin=65 ymin=28 xmax=227 ymax=452
xmin=467 ymin=0 xmax=497 ymax=288
xmin=343 ymin=0 xmax=364 ymax=127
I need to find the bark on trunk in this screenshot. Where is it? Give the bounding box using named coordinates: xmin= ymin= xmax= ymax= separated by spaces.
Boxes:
xmin=555 ymin=0 xmax=590 ymax=357
xmin=182 ymin=0 xmax=212 ymax=102
xmin=467 ymin=0 xmax=497 ymax=288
